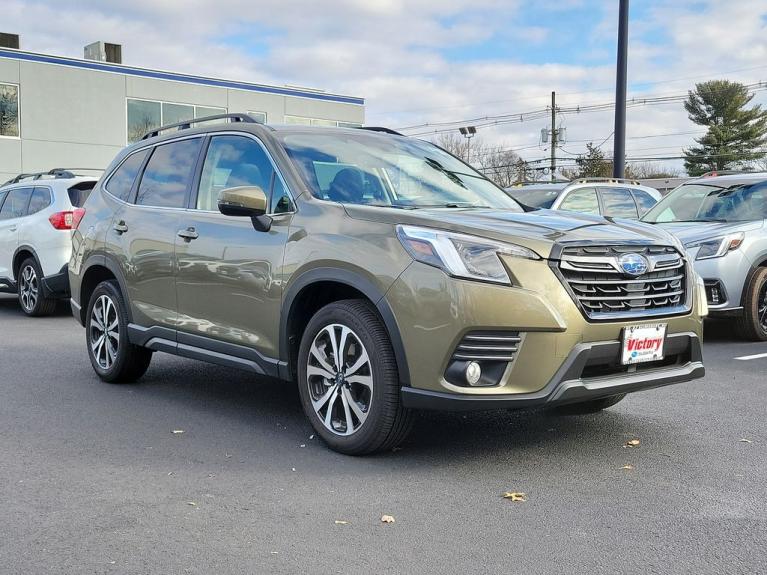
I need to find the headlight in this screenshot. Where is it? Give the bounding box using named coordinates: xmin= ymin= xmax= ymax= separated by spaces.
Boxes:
xmin=396 ymin=225 xmax=540 ymax=285
xmin=685 ymin=232 xmax=744 ymax=260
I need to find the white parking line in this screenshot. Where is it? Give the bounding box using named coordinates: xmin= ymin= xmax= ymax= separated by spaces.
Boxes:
xmin=734 ymin=352 xmax=767 ymax=361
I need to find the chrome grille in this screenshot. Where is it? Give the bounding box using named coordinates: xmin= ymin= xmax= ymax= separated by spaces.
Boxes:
xmin=557 ymin=245 xmax=689 ymax=319
xmin=451 ymin=331 xmax=521 ymax=362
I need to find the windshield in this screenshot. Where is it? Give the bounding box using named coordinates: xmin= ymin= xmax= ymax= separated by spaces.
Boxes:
xmin=642 ymin=181 xmax=767 ymax=223
xmin=506 ymin=186 xmax=563 ymax=208
xmin=278 ymin=131 xmax=523 ymax=211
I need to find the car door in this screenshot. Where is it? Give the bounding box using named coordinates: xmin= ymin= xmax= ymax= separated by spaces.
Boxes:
xmin=598 ymin=187 xmax=640 ymax=219
xmin=108 ymin=137 xmax=203 ymax=331
xmin=175 ymin=133 xmax=294 ymax=364
xmin=0 ymin=187 xmax=33 ymax=283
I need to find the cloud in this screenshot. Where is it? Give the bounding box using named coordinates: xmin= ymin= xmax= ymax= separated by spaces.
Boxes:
xmin=3 ymin=0 xmax=767 ymax=174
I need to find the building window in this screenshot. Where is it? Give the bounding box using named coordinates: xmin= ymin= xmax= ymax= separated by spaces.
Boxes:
xmin=284 ymin=115 xmax=360 ymax=128
xmin=195 ymin=106 xmax=226 ymax=119
xmin=247 ymin=111 xmax=267 ymax=124
xmin=0 ymin=83 xmax=19 ymax=138
xmin=127 ymin=99 xmax=228 ymax=143
xmin=162 ymin=102 xmax=195 ymax=125
xmin=127 ymin=99 xmax=161 ymax=143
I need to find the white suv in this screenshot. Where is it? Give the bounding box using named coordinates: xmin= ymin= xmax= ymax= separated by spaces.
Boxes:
xmin=506 ymin=178 xmax=662 ymax=219
xmin=0 ymin=171 xmax=97 ymax=316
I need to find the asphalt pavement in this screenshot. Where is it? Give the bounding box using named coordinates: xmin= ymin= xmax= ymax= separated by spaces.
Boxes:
xmin=0 ymin=293 xmax=765 ymax=575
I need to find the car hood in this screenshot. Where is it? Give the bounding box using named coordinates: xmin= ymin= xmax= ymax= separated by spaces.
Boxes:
xmin=343 ymin=206 xmax=681 ymax=259
xmin=653 ymin=220 xmax=764 ymax=245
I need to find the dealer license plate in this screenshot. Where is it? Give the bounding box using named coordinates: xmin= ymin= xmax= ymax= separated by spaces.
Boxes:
xmin=621 ymin=323 xmax=667 ymax=365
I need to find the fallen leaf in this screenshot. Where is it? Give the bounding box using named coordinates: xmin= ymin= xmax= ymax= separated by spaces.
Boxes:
xmin=309 ymin=435 xmax=315 ymax=440
xmin=172 ymin=430 xmax=185 ymax=435
xmin=624 ymin=439 xmax=641 ymax=448
xmin=739 ymin=438 xmax=753 ymax=443
xmin=186 ymin=501 xmax=197 ymax=507
xmin=502 ymin=492 xmax=527 ymax=502
xmin=299 ymin=444 xmax=306 ymax=448
xmin=381 ymin=515 xmax=396 ymax=523
xmin=334 ymin=520 xmax=348 ymax=525
xmin=621 ymin=464 xmax=634 ymax=470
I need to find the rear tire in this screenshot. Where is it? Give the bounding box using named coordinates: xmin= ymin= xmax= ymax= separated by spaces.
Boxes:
xmin=734 ymin=267 xmax=767 ymax=342
xmin=17 ymin=258 xmax=57 ymax=317
xmin=547 ymin=394 xmax=626 ymax=415
xmin=86 ymin=280 xmax=152 ymax=383
xmin=297 ymin=299 xmax=413 ymax=455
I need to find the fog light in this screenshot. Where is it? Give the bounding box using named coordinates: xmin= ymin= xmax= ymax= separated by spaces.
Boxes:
xmin=465 ymin=361 xmax=482 ymax=385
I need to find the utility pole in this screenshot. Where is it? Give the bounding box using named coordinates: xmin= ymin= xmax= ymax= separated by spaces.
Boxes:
xmin=550 ymin=91 xmax=556 ymax=182
xmin=613 ymin=0 xmax=629 ymax=178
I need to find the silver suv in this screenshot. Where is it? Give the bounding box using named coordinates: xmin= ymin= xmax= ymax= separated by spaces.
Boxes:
xmin=642 ymin=173 xmax=767 ymax=340
xmin=505 ymin=178 xmax=661 ymax=219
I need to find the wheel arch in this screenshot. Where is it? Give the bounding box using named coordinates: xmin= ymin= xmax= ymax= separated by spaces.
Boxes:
xmin=280 ymin=267 xmax=410 ymax=386
xmin=77 ymin=254 xmax=132 ymax=325
xmin=12 ymin=245 xmax=42 ymax=279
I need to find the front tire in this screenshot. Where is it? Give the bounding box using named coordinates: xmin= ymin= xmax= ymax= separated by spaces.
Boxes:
xmin=734 ymin=267 xmax=767 ymax=341
xmin=297 ymin=299 xmax=413 ymax=455
xmin=86 ymin=280 xmax=152 ymax=383
xmin=18 ymin=258 xmax=57 ymax=317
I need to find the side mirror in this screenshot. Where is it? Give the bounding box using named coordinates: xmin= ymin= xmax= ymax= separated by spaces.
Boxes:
xmin=218 ymin=186 xmax=268 ymax=217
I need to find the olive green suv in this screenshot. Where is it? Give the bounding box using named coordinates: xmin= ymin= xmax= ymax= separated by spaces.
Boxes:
xmin=69 ymin=114 xmax=707 ymax=454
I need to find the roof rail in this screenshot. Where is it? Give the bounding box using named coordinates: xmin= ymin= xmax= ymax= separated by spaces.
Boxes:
xmin=570 ymin=177 xmax=641 ymax=185
xmin=356 ymin=126 xmax=404 ymax=136
xmin=1 ymin=168 xmax=102 ymax=186
xmin=140 ymin=113 xmax=259 ymax=141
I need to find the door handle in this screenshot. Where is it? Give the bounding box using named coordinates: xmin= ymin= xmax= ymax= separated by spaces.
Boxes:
xmin=9 ymin=225 xmax=17 ymax=232
xmin=177 ymin=227 xmax=199 ymax=241
xmin=113 ymin=221 xmax=128 ymax=234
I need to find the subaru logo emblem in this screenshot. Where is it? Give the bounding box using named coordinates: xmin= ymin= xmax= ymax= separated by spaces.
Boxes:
xmin=618 ymin=253 xmax=649 ymax=276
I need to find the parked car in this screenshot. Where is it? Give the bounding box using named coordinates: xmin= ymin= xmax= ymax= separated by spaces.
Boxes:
xmin=68 ymin=114 xmax=706 ymax=455
xmin=642 ymin=172 xmax=767 ymax=340
xmin=0 ymin=170 xmax=97 ymax=315
xmin=506 ymin=178 xmax=661 ymax=219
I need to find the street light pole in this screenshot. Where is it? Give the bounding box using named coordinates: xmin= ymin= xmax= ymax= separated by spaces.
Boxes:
xmin=613 ymin=0 xmax=629 ymax=178
xmin=459 ymin=126 xmax=476 ymax=164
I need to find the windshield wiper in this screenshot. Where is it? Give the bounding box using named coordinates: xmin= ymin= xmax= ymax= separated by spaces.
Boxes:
xmin=424 ymin=157 xmax=467 ymax=189
xmin=669 ymin=218 xmax=729 ymax=223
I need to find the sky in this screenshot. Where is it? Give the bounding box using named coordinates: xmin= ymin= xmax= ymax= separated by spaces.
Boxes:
xmin=4 ymin=0 xmax=767 ymax=175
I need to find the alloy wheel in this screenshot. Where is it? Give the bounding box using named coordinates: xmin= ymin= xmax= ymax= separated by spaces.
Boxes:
xmin=759 ymin=280 xmax=767 ymax=333
xmin=306 ymin=323 xmax=373 ymax=436
xmin=90 ymin=295 xmax=119 ymax=370
xmin=19 ymin=265 xmax=38 ymax=312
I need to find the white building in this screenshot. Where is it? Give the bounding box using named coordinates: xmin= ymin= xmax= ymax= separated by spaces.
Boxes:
xmin=0 ymin=40 xmax=365 ymax=183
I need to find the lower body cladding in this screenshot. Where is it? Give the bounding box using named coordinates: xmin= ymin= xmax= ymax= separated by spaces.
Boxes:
xmin=386 ymin=259 xmax=706 ymax=411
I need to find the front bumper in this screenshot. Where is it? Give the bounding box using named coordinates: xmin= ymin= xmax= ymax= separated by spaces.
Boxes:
xmin=691 ymin=250 xmax=750 ymax=314
xmin=402 ymin=332 xmax=703 ymax=410
xmin=386 ymin=258 xmax=705 ymax=406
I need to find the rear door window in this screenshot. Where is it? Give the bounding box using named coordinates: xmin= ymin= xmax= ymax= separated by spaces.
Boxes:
xmin=631 ymin=188 xmax=658 ymax=215
xmin=27 ymin=187 xmax=52 ymax=215
xmin=559 ymin=187 xmax=599 ymax=215
xmin=0 ymin=187 xmax=32 ymax=220
xmin=600 ymin=187 xmax=639 ymax=218
xmin=137 ymin=138 xmax=202 ymax=208
xmin=106 ymin=149 xmax=150 ymax=202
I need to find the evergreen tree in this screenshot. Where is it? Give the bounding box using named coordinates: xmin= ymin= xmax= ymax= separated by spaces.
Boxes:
xmin=683 ymin=80 xmax=767 ymax=175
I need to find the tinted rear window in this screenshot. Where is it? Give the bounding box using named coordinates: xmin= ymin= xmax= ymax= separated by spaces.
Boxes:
xmin=67 ymin=181 xmax=97 ymax=207
xmin=137 ymin=139 xmax=202 ymax=208
xmin=106 ymin=149 xmax=149 ymax=202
